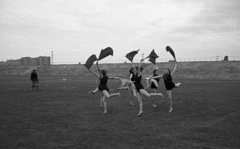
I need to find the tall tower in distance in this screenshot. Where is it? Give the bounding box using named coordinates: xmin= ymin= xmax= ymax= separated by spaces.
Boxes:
xmin=51 ymin=51 xmax=53 ymax=65
xmin=142 ymin=53 xmax=144 ymax=60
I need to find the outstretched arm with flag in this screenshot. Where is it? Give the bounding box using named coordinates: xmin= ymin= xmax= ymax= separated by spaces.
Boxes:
xmin=89 ymin=69 xmax=100 ymax=78
xmin=96 ymin=61 xmax=102 ymax=78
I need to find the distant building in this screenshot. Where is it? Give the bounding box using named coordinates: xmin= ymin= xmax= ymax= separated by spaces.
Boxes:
xmin=20 ymin=57 xmax=32 ymax=65
xmin=3 ymin=56 xmax=51 ymax=66
xmin=31 ymin=57 xmax=38 ymax=66
xmin=38 ymin=56 xmax=51 ymax=66
xmin=5 ymin=59 xmax=20 ymax=65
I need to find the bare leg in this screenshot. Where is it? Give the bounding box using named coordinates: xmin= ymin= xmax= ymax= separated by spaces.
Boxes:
xmin=117 ymin=78 xmax=129 ymax=90
xmin=152 ymin=89 xmax=157 ymax=107
xmin=100 ymin=93 xmax=103 ymax=107
xmin=137 ymin=93 xmax=143 ymax=116
xmin=128 ymin=86 xmax=134 ymax=105
xmin=131 ymin=83 xmax=137 ymax=97
xmin=102 ymin=95 xmax=107 ymax=114
xmin=101 ymin=90 xmax=120 ymax=114
xmin=89 ymin=87 xmax=99 ymax=94
xmin=102 ymin=90 xmax=120 ymax=99
xmin=117 ymin=86 xmax=129 ymax=90
xmin=167 ymin=90 xmax=173 ymax=112
xmin=139 ymin=89 xmax=164 ymax=98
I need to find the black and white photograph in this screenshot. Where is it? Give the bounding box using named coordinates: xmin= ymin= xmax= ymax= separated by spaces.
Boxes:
xmin=0 ymin=0 xmax=239 ymax=148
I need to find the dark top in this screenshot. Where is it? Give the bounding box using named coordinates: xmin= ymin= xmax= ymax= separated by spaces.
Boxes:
xmin=31 ymin=72 xmax=38 ymax=81
xmin=134 ymin=73 xmax=144 ymax=92
xmin=130 ymin=72 xmax=136 ymax=82
xmin=98 ymin=76 xmax=109 ymax=92
xmin=163 ymin=74 xmax=175 ymax=90
xmin=151 ymin=74 xmax=160 ymax=89
xmin=153 ymin=74 xmax=160 ymax=83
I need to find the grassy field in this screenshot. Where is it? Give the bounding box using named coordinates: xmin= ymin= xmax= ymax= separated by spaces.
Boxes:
xmin=0 ymin=75 xmax=240 ymax=148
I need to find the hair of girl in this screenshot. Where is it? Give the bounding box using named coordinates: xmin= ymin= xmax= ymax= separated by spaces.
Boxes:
xmin=101 ymin=69 xmax=107 ymax=76
xmin=165 ymin=68 xmax=171 ymax=75
xmin=129 ymin=67 xmax=134 ymax=73
xmin=153 ymin=69 xmax=157 ymax=74
xmin=135 ymin=66 xmax=143 ymax=72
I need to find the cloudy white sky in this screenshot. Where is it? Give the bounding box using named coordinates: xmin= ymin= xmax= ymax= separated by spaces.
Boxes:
xmin=0 ymin=0 xmax=239 ymax=63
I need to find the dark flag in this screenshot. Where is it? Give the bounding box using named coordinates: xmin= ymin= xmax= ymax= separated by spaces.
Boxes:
xmin=147 ymin=49 xmax=158 ymax=64
xmin=149 ymin=57 xmax=157 ymax=65
xmin=98 ymin=47 xmax=114 ymax=61
xmin=125 ymin=49 xmax=139 ymax=62
xmin=84 ymin=54 xmax=97 ymax=69
xmin=166 ymin=46 xmax=176 ymax=60
xmin=147 ymin=49 xmax=159 ymax=59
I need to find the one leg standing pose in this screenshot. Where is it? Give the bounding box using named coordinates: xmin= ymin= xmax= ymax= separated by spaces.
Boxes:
xmin=163 ymin=63 xmax=181 ymax=112
xmin=150 ymin=68 xmax=160 ymax=108
xmin=88 ymin=62 xmax=120 ymax=114
xmin=89 ymin=80 xmax=104 ymax=107
xmin=133 ymin=60 xmax=164 ymax=116
xmin=151 ymin=62 xmax=181 ymax=112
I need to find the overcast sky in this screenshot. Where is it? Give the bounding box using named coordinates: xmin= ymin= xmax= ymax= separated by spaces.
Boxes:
xmin=0 ymin=0 xmax=239 ymax=63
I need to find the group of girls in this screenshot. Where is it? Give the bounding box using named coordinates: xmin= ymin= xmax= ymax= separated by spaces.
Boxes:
xmin=88 ymin=59 xmax=181 ymax=116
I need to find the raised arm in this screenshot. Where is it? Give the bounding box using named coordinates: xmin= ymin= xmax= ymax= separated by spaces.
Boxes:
xmin=137 ymin=59 xmax=144 ymax=77
xmin=88 ymin=69 xmax=100 ymax=78
xmin=171 ymin=63 xmax=177 ymax=76
xmin=108 ymin=76 xmax=120 ymax=80
xmin=129 ymin=73 xmax=133 ymax=80
xmin=151 ymin=75 xmax=163 ymax=79
xmin=96 ymin=61 xmax=102 ymax=78
xmin=131 ymin=62 xmax=135 ymax=67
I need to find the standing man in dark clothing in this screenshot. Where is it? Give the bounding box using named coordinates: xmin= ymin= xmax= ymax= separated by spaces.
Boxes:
xmin=31 ymin=69 xmax=39 ymax=91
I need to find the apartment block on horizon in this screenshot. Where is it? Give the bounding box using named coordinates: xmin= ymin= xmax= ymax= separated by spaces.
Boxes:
xmin=3 ymin=56 xmax=51 ymax=66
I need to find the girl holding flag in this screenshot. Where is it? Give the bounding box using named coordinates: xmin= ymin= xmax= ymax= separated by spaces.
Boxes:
xmin=150 ymin=46 xmax=181 ymax=112
xmin=134 ymin=59 xmax=164 ymax=116
xmin=117 ymin=50 xmax=139 ymax=106
xmin=89 ymin=62 xmax=121 ymax=114
xmin=150 ymin=63 xmax=181 ymax=112
xmin=85 ymin=47 xmax=121 ymax=114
